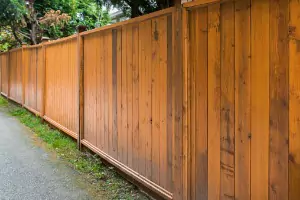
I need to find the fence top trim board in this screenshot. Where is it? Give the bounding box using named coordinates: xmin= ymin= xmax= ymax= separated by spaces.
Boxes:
xmin=25 ymin=44 xmax=43 ymax=49
xmin=183 ymin=0 xmax=236 ymax=8
xmin=79 ymin=7 xmax=175 ymax=36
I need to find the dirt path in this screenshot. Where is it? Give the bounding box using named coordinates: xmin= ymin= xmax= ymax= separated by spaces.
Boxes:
xmin=0 ymin=109 xmax=105 ymax=200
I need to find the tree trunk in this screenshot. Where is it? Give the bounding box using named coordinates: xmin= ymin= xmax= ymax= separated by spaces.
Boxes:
xmin=31 ymin=22 xmax=37 ymax=45
xmin=131 ymin=3 xmax=140 ymax=18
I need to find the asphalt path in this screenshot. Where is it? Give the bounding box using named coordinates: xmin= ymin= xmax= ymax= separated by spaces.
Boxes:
xmin=0 ymin=109 xmax=102 ymax=200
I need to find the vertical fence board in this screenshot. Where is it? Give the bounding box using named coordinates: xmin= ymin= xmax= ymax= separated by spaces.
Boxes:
xmin=121 ymin=27 xmax=129 ymax=165
xmin=107 ymin=32 xmax=113 ymax=157
xmin=112 ymin=29 xmax=118 ymax=159
xmin=166 ymin=14 xmax=173 ymax=193
xmin=158 ymin=16 xmax=168 ymax=190
xmin=99 ymin=32 xmax=105 ymax=150
xmin=235 ymin=1 xmax=251 ymax=199
xmin=151 ymin=18 xmax=161 ymax=185
xmin=189 ymin=9 xmax=196 ymax=199
xmin=251 ymin=0 xmax=270 ymax=199
xmin=220 ymin=2 xmax=235 ymax=199
xmin=126 ymin=26 xmax=133 ymax=169
xmin=104 ymin=32 xmax=109 ymax=153
xmin=289 ymin=0 xmax=300 ymax=199
xmin=138 ymin=20 xmax=151 ymax=177
xmin=117 ymin=28 xmax=123 ymax=165
xmin=132 ymin=25 xmax=140 ymax=172
xmin=207 ymin=3 xmax=220 ymax=200
xmin=189 ymin=7 xmax=209 ymax=200
xmin=269 ymin=0 xmax=289 ymax=199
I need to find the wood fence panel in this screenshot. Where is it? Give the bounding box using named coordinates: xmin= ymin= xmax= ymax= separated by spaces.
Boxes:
xmin=9 ymin=49 xmax=23 ymax=103
xmin=0 ymin=53 xmax=9 ymax=96
xmin=82 ymin=10 xmax=175 ymax=199
xmin=23 ymin=47 xmax=43 ymax=114
xmin=185 ymin=0 xmax=299 ymax=199
xmin=36 ymin=47 xmax=44 ymax=113
xmin=44 ymin=39 xmax=78 ymax=138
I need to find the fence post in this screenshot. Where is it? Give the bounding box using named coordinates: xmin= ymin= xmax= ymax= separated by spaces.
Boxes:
xmin=41 ymin=37 xmax=49 ymax=119
xmin=77 ymin=25 xmax=87 ymax=150
xmin=7 ymin=51 xmax=10 ymax=100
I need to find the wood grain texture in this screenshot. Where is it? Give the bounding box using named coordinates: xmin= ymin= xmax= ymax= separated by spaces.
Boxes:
xmin=189 ymin=7 xmax=208 ymax=200
xmin=235 ymin=0 xmax=251 ymax=199
xmin=207 ymin=3 xmax=220 ymax=200
xmin=220 ymin=2 xmax=235 ymax=199
xmin=5 ymin=5 xmax=300 ymax=200
xmin=132 ymin=25 xmax=139 ymax=172
xmin=269 ymin=0 xmax=289 ymax=199
xmin=250 ymin=0 xmax=269 ymax=199
xmin=289 ymin=1 xmax=300 ymax=199
xmin=172 ymin=6 xmax=183 ymax=199
xmin=151 ymin=17 xmax=161 ymax=185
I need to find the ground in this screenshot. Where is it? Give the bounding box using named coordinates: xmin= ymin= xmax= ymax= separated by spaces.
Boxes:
xmin=0 ymin=97 xmax=149 ymax=200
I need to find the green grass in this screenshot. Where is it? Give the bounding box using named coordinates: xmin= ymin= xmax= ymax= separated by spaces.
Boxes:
xmin=0 ymin=96 xmax=148 ymax=200
xmin=0 ymin=96 xmax=8 ymax=107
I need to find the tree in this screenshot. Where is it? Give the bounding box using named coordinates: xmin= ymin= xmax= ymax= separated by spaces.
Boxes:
xmin=105 ymin=0 xmax=179 ymax=18
xmin=0 ymin=0 xmax=27 ymax=46
xmin=0 ymin=0 xmax=110 ymax=49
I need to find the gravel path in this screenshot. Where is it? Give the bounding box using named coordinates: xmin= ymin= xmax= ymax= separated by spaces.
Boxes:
xmin=0 ymin=109 xmax=102 ymax=200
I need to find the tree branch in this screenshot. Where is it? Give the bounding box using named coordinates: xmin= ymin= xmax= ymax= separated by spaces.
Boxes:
xmin=10 ymin=26 xmax=23 ymax=46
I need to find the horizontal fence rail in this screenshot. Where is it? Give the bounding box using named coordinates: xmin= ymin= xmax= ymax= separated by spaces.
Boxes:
xmin=0 ymin=1 xmax=299 ymax=199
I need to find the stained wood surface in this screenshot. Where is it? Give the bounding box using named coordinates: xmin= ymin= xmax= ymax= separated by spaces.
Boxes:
xmin=185 ymin=0 xmax=299 ymax=199
xmin=0 ymin=53 xmax=9 ymax=96
xmin=8 ymin=50 xmax=23 ymax=103
xmin=82 ymin=13 xmax=175 ymax=196
xmin=44 ymin=39 xmax=78 ymax=138
xmin=1 ymin=3 xmax=300 ymax=199
xmin=289 ymin=1 xmax=300 ymax=199
xmin=250 ymin=0 xmax=269 ymax=199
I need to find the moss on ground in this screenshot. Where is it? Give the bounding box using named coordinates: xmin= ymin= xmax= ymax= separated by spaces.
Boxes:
xmin=0 ymin=96 xmax=149 ymax=200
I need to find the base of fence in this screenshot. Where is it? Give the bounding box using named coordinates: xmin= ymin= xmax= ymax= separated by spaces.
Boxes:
xmin=1 ymin=92 xmax=7 ymax=97
xmin=23 ymin=105 xmax=41 ymax=116
xmin=43 ymin=116 xmax=78 ymax=139
xmin=8 ymin=96 xmax=22 ymax=105
xmin=81 ymin=139 xmax=173 ymax=200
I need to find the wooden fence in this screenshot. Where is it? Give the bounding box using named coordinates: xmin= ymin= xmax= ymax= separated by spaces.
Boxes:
xmin=0 ymin=0 xmax=299 ymax=199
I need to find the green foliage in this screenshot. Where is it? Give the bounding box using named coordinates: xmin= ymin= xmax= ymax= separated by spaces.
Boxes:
xmin=35 ymin=0 xmax=111 ymax=39
xmin=0 ymin=28 xmax=19 ymax=52
xmin=0 ymin=0 xmax=27 ymax=26
xmin=106 ymin=0 xmax=175 ymax=18
xmin=0 ymin=0 xmax=110 ymax=49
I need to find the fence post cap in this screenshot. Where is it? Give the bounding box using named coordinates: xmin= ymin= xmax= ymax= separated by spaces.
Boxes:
xmin=77 ymin=25 xmax=87 ymax=33
xmin=22 ymin=43 xmax=27 ymax=47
